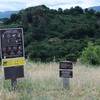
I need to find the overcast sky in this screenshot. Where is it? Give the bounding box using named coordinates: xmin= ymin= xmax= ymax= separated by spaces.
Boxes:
xmin=0 ymin=0 xmax=100 ymax=11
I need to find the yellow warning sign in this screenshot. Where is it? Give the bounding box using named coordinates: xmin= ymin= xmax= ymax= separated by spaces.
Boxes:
xmin=2 ymin=57 xmax=26 ymax=67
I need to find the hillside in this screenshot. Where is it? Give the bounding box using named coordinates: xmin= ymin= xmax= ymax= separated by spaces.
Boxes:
xmin=1 ymin=5 xmax=100 ymax=62
xmin=0 ymin=11 xmax=18 ymax=18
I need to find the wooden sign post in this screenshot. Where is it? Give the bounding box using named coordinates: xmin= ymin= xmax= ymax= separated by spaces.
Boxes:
xmin=59 ymin=61 xmax=73 ymax=89
xmin=0 ymin=28 xmax=25 ymax=90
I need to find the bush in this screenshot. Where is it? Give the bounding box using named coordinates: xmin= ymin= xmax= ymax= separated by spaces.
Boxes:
xmin=80 ymin=42 xmax=100 ymax=65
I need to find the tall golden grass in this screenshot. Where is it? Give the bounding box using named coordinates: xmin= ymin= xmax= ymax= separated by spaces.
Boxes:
xmin=0 ymin=62 xmax=100 ymax=100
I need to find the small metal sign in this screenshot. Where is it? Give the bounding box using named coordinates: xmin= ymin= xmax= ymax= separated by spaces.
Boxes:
xmin=4 ymin=66 xmax=24 ymax=80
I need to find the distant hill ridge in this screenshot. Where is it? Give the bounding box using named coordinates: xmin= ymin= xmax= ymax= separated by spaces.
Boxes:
xmin=0 ymin=11 xmax=18 ymax=18
xmin=88 ymin=6 xmax=100 ymax=12
xmin=0 ymin=5 xmax=100 ymax=18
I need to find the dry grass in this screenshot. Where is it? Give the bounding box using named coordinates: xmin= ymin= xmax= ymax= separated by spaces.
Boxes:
xmin=0 ymin=62 xmax=100 ymax=100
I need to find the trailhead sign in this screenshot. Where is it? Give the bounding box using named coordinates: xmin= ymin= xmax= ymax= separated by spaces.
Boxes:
xmin=0 ymin=28 xmax=25 ymax=79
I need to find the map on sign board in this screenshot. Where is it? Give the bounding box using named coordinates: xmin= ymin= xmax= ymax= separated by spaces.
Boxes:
xmin=0 ymin=28 xmax=25 ymax=67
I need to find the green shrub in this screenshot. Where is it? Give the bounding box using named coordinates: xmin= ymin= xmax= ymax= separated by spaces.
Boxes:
xmin=80 ymin=42 xmax=100 ymax=66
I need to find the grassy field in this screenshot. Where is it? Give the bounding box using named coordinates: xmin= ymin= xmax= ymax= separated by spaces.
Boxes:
xmin=0 ymin=62 xmax=100 ymax=100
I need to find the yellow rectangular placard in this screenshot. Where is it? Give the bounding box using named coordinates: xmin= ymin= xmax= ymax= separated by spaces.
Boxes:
xmin=2 ymin=57 xmax=26 ymax=67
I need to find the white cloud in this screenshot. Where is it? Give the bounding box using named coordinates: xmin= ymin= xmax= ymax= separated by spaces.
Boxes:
xmin=26 ymin=0 xmax=100 ymax=9
xmin=0 ymin=0 xmax=27 ymax=11
xmin=0 ymin=0 xmax=100 ymax=11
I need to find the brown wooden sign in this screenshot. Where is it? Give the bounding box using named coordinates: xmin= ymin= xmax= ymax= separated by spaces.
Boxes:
xmin=59 ymin=70 xmax=73 ymax=78
xmin=59 ymin=61 xmax=73 ymax=69
xmin=59 ymin=61 xmax=73 ymax=78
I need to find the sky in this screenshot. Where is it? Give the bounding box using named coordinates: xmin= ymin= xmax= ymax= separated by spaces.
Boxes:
xmin=0 ymin=0 xmax=100 ymax=11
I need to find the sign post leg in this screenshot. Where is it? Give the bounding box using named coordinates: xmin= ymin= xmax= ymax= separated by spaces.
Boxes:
xmin=63 ymin=78 xmax=70 ymax=89
xmin=11 ymin=78 xmax=17 ymax=90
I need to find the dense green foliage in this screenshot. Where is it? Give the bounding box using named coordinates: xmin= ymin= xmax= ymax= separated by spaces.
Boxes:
xmin=80 ymin=42 xmax=100 ymax=65
xmin=1 ymin=5 xmax=100 ymax=62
